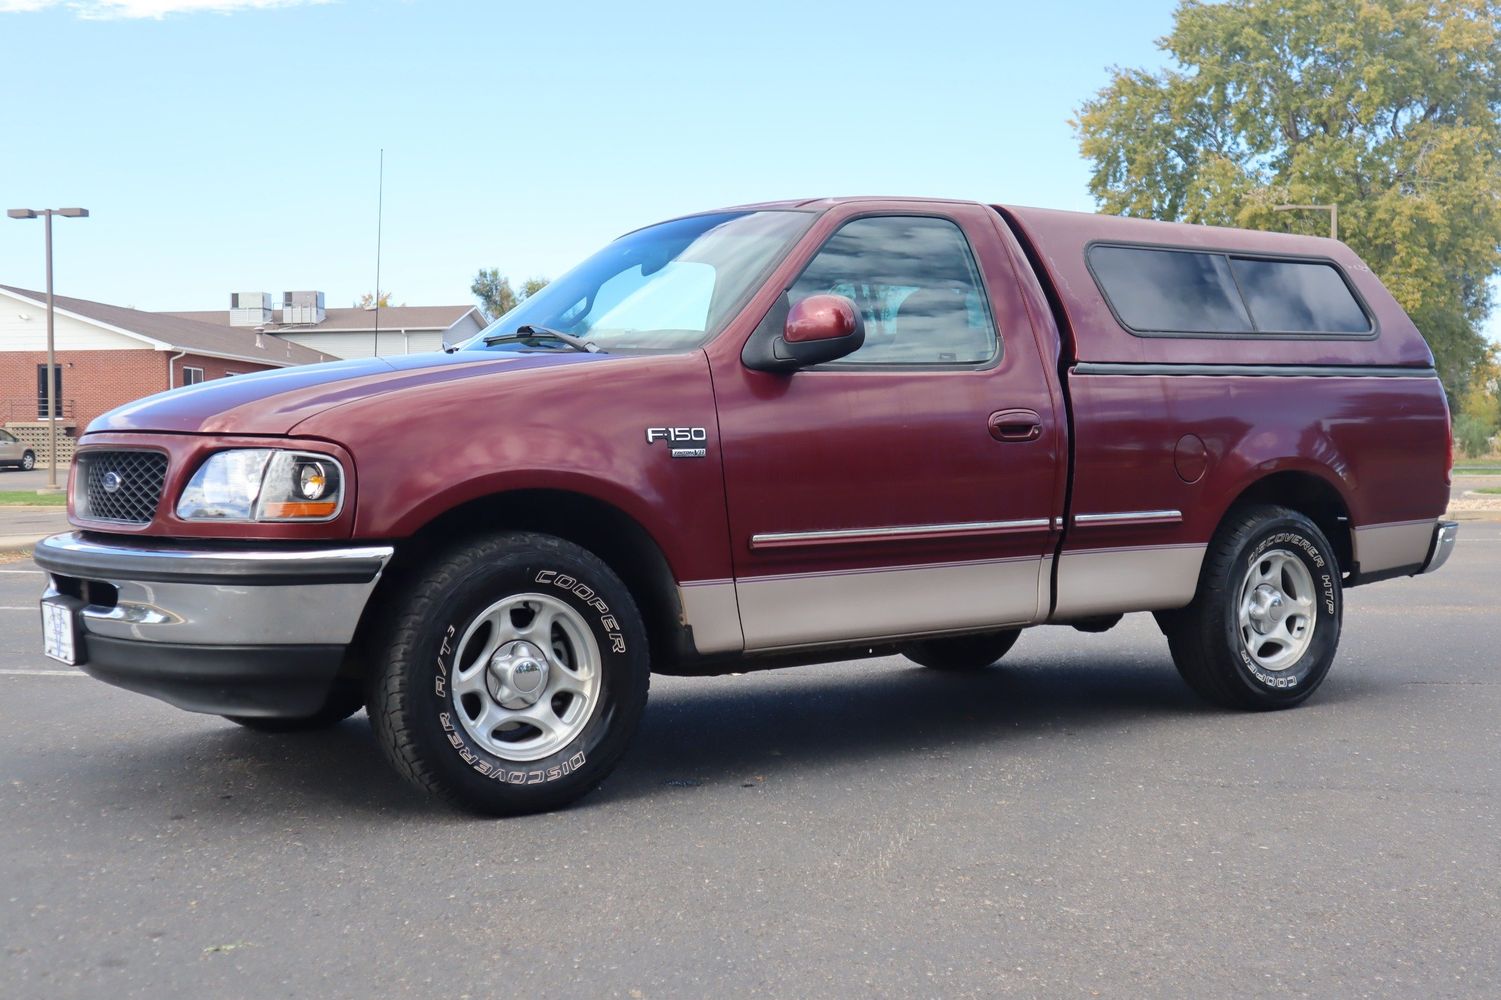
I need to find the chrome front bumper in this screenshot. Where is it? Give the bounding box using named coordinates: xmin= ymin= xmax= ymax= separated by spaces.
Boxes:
xmin=33 ymin=531 xmax=394 ymax=646
xmin=1420 ymin=520 xmax=1459 ymax=575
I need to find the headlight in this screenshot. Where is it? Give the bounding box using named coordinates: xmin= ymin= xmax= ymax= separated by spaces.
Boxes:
xmin=177 ymin=449 xmax=345 ymax=522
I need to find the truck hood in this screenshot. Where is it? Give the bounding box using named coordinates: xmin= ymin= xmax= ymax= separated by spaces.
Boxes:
xmin=89 ymin=350 xmax=614 ymax=437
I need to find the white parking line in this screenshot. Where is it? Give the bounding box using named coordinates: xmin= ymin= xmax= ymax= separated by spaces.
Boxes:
xmin=0 ymin=569 xmax=42 ymax=574
xmin=0 ymin=669 xmax=82 ymax=677
xmin=0 ymin=606 xmax=37 ymax=610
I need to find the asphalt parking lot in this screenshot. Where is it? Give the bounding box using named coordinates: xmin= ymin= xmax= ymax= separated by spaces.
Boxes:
xmin=1 ymin=524 xmax=1497 ymax=999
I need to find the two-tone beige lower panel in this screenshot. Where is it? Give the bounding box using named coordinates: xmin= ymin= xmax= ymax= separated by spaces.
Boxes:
xmin=730 ymin=556 xmax=1044 ymax=652
xmin=1051 ymin=543 xmax=1207 ymax=619
xmin=1353 ymin=519 xmax=1437 ymax=575
xmin=676 ymin=579 xmax=743 ymax=654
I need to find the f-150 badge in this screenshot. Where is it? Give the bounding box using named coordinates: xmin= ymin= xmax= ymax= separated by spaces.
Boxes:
xmin=646 ymin=426 xmax=707 ymax=459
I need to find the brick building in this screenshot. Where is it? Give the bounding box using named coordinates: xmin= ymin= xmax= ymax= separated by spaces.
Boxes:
xmin=0 ymin=284 xmax=334 ymax=462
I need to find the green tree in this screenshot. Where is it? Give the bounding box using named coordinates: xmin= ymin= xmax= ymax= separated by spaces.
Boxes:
xmin=1074 ymin=0 xmax=1501 ymax=393
xmin=472 ymin=268 xmax=517 ymax=319
xmin=1456 ymin=345 xmax=1500 ymax=455
xmin=471 ymin=270 xmax=552 ymax=321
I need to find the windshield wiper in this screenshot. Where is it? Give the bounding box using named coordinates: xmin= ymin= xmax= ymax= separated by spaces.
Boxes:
xmin=482 ymin=325 xmax=603 ymax=354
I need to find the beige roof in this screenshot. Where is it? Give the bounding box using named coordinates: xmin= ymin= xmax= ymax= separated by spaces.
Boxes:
xmin=167 ymin=304 xmax=481 ymax=334
xmin=0 ymin=285 xmax=335 ymax=367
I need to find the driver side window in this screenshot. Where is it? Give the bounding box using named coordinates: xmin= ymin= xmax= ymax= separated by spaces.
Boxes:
xmin=788 ymin=215 xmax=1000 ymax=366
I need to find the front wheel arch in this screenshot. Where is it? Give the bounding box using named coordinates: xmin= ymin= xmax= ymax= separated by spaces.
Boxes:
xmin=354 ymin=489 xmax=689 ymax=681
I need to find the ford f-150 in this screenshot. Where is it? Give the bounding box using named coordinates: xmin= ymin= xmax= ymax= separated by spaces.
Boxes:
xmin=34 ymin=197 xmax=1458 ymax=814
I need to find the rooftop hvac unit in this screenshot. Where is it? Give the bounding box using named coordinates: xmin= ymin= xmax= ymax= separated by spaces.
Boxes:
xmin=229 ymin=291 xmax=273 ymax=327
xmin=281 ymin=290 xmax=326 ymax=325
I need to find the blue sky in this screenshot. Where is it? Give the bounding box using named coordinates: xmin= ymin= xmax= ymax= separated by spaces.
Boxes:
xmin=1 ymin=0 xmax=1495 ymax=340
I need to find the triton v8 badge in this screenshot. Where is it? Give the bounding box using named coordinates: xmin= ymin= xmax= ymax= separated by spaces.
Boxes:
xmin=645 ymin=427 xmax=707 ymax=458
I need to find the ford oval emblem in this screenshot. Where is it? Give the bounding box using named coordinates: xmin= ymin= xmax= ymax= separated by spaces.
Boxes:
xmin=101 ymin=471 xmax=123 ymax=493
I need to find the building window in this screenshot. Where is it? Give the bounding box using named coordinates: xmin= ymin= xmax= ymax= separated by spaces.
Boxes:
xmin=35 ymin=364 xmax=63 ymax=418
xmin=182 ymin=367 xmax=205 ymax=386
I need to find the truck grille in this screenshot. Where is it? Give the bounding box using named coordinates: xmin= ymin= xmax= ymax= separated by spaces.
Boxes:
xmin=77 ymin=451 xmax=168 ymax=524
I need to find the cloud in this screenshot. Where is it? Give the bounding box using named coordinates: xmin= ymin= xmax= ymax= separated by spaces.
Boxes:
xmin=1 ymin=0 xmax=331 ymax=18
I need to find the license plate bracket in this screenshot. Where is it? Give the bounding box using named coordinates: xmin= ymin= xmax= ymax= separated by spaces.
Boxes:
xmin=40 ymin=595 xmax=86 ymax=666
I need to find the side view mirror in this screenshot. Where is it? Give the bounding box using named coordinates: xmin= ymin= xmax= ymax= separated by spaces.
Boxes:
xmin=742 ymin=294 xmax=865 ymax=372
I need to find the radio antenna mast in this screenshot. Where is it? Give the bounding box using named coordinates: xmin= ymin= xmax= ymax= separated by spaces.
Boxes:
xmin=373 ymin=148 xmax=384 ymax=357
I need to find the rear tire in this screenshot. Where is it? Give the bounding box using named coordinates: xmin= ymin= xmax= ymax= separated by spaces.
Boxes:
xmin=1161 ymin=504 xmax=1341 ymax=710
xmin=20 ymin=451 xmax=35 ymax=471
xmin=366 ymin=531 xmax=650 ymax=816
xmin=224 ymin=681 xmax=364 ymax=732
xmin=902 ymin=629 xmax=1020 ymax=670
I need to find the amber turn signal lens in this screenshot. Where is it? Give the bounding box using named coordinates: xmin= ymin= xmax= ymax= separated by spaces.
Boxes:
xmin=259 ymin=501 xmax=339 ymax=519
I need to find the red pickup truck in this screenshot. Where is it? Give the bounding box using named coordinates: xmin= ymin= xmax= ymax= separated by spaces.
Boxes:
xmin=35 ymin=197 xmax=1457 ymax=814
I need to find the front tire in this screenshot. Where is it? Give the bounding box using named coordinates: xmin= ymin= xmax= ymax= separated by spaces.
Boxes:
xmin=20 ymin=451 xmax=35 ymax=471
xmin=1161 ymin=505 xmax=1341 ymax=710
xmin=367 ymin=531 xmax=650 ymax=816
xmin=902 ymin=629 xmax=1020 ymax=670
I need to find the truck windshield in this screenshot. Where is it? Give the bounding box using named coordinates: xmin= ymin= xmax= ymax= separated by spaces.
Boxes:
xmin=461 ymin=210 xmax=813 ymax=354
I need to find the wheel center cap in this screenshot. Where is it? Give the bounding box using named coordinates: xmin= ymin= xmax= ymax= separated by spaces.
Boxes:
xmin=488 ymin=641 xmax=550 ymax=709
xmin=1248 ymin=585 xmax=1286 ymax=634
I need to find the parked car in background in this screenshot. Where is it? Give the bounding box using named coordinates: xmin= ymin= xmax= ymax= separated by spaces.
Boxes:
xmin=34 ymin=197 xmax=1457 ymax=814
xmin=0 ymin=429 xmax=36 ymax=470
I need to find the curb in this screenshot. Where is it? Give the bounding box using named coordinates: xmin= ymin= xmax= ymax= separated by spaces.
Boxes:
xmin=0 ymin=534 xmax=44 ymax=557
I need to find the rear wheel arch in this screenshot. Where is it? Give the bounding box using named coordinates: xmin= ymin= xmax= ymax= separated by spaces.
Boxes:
xmin=1216 ymin=469 xmax=1354 ymax=580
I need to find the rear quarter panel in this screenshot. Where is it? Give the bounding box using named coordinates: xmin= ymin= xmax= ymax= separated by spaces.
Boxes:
xmin=1063 ymin=370 xmax=1450 ymax=596
xmin=998 ymin=203 xmax=1450 ymax=611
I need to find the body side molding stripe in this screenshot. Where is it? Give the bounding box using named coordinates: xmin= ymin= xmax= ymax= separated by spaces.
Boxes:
xmin=749 ymin=518 xmax=1052 ymax=550
xmin=1073 ymin=509 xmax=1183 ymax=527
xmin=1072 ymin=362 xmax=1438 ymax=379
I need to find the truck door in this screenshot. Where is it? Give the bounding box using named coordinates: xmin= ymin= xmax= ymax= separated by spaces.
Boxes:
xmin=707 ymin=204 xmax=1064 ymax=650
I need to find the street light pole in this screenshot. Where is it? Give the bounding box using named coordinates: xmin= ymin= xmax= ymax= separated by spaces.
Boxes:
xmin=6 ymin=206 xmax=89 ymax=492
xmin=44 ymin=210 xmax=56 ymax=490
xmin=1273 ymin=203 xmax=1338 ymax=241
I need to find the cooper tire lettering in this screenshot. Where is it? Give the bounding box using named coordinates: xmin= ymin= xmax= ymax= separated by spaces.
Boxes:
xmin=532 ymin=566 xmax=627 ymax=653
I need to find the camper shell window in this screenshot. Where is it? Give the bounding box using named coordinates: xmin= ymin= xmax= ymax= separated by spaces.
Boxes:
xmin=1087 ymin=243 xmax=1374 ymax=339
